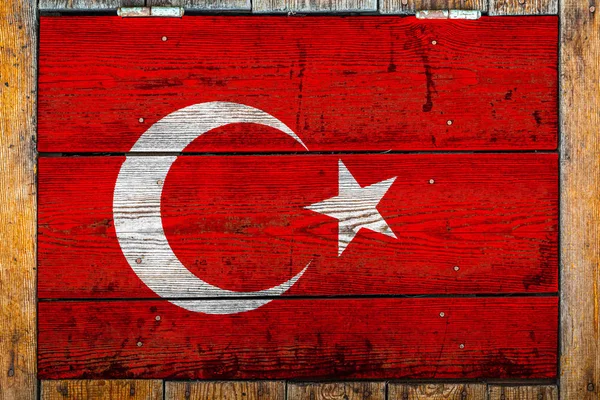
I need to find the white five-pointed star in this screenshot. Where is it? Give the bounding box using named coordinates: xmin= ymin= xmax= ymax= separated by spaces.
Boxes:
xmin=305 ymin=160 xmax=397 ymax=256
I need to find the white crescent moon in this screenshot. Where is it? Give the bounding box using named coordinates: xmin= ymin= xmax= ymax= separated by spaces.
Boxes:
xmin=113 ymin=101 xmax=310 ymax=314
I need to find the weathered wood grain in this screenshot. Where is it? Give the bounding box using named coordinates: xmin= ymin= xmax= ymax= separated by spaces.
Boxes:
xmin=38 ymin=297 xmax=558 ymax=379
xmin=287 ymin=382 xmax=384 ymax=400
xmin=488 ymin=385 xmax=558 ymax=400
xmin=0 ymin=0 xmax=37 ymax=399
xmin=147 ymin=0 xmax=251 ymax=10
xmin=41 ymin=380 xmax=163 ymax=400
xmin=39 ymin=0 xmax=144 ymax=10
xmin=252 ymin=0 xmax=375 ymax=12
xmin=488 ymin=0 xmax=557 ymax=15
xmin=380 ymin=0 xmax=487 ymax=15
xmin=388 ymin=383 xmax=487 ymax=399
xmin=165 ymin=381 xmax=284 ymax=400
xmin=38 ymin=16 xmax=558 ymax=152
xmin=38 ymin=154 xmax=558 ymax=298
xmin=560 ymin=0 xmax=600 ymax=397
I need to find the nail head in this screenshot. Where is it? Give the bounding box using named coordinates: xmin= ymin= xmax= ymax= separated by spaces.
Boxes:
xmin=162 ymin=36 xmax=168 ymax=41
xmin=135 ymin=258 xmax=142 ymax=264
xmin=137 ymin=341 xmax=143 ymax=347
xmin=429 ymin=179 xmax=435 ymax=184
xmin=439 ymin=312 xmax=445 ymax=317
xmin=431 ymin=40 xmax=437 ymax=45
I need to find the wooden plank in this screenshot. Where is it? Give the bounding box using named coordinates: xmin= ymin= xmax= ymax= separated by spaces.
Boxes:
xmin=380 ymin=0 xmax=487 ymax=15
xmin=488 ymin=385 xmax=558 ymax=400
xmin=165 ymin=381 xmax=284 ymax=400
xmin=252 ymin=0 xmax=375 ymax=12
xmin=38 ymin=16 xmax=558 ymax=152
xmin=489 ymin=0 xmax=557 ymax=15
xmin=41 ymin=380 xmax=163 ymax=400
xmin=388 ymin=383 xmax=487 ymax=399
xmin=146 ymin=0 xmax=251 ymax=10
xmin=560 ymin=0 xmax=600 ymax=397
xmin=39 ymin=0 xmax=144 ymax=11
xmin=287 ymin=382 xmax=384 ymax=400
xmin=38 ymin=154 xmax=558 ymax=298
xmin=37 ymin=297 xmax=558 ymax=379
xmin=0 ymin=0 xmax=37 ymax=399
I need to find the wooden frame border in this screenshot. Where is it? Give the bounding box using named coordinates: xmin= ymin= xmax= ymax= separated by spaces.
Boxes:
xmin=2 ymin=0 xmax=598 ymax=398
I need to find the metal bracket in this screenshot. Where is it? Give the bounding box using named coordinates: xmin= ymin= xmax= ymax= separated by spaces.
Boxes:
xmin=416 ymin=9 xmax=482 ymax=19
xmin=117 ymin=7 xmax=185 ymax=17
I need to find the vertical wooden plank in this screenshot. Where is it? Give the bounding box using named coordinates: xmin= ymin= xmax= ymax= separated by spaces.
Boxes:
xmin=560 ymin=0 xmax=600 ymax=397
xmin=41 ymin=380 xmax=163 ymax=400
xmin=165 ymin=381 xmax=284 ymax=400
xmin=39 ymin=0 xmax=144 ymax=10
xmin=388 ymin=384 xmax=487 ymax=400
xmin=252 ymin=0 xmax=376 ymax=13
xmin=488 ymin=0 xmax=557 ymax=15
xmin=147 ymin=0 xmax=251 ymax=10
xmin=380 ymin=0 xmax=487 ymax=14
xmin=0 ymin=0 xmax=37 ymax=399
xmin=488 ymin=385 xmax=558 ymax=400
xmin=287 ymin=383 xmax=385 ymax=400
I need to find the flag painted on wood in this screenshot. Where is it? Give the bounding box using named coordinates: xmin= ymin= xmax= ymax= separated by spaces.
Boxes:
xmin=37 ymin=16 xmax=559 ymax=379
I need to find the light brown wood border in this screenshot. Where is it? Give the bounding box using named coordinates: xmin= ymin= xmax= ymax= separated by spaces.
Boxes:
xmin=0 ymin=0 xmax=37 ymax=399
xmin=3 ymin=0 xmax=595 ymax=397
xmin=559 ymin=0 xmax=600 ymax=398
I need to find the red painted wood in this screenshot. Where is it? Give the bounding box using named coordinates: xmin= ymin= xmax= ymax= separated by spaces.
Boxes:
xmin=38 ymin=16 xmax=558 ymax=153
xmin=37 ymin=297 xmax=558 ymax=379
xmin=38 ymin=153 xmax=558 ymax=298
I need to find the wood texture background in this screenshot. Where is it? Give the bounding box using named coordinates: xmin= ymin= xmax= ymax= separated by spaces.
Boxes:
xmin=560 ymin=0 xmax=600 ymax=395
xmin=0 ymin=0 xmax=37 ymax=399
xmin=3 ymin=0 xmax=578 ymax=394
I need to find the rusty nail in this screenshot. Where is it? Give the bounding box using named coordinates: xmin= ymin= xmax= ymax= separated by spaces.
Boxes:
xmin=459 ymin=343 xmax=465 ymax=349
xmin=155 ymin=315 xmax=161 ymax=321
xmin=431 ymin=40 xmax=437 ymax=45
xmin=447 ymin=120 xmax=453 ymax=125
xmin=590 ymin=5 xmax=596 ymax=12
xmin=439 ymin=311 xmax=445 ymax=317
xmin=137 ymin=341 xmax=143 ymax=347
xmin=135 ymin=258 xmax=142 ymax=264
xmin=7 ymin=369 xmax=14 ymax=377
xmin=138 ymin=117 xmax=144 ymax=123
xmin=587 ymin=383 xmax=595 ymax=391
xmin=454 ymin=266 xmax=460 ymax=271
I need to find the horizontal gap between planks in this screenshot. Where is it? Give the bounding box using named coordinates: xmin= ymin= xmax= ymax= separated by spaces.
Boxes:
xmin=38 ymin=150 xmax=558 ymax=157
xmin=38 ymin=292 xmax=559 ymax=302
xmin=38 ymin=10 xmax=562 ymax=16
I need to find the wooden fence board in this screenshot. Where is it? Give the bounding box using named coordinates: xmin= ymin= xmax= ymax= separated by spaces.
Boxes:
xmin=388 ymin=383 xmax=487 ymax=399
xmin=165 ymin=381 xmax=284 ymax=400
xmin=38 ymin=16 xmax=558 ymax=152
xmin=488 ymin=385 xmax=558 ymax=400
xmin=147 ymin=0 xmax=251 ymax=10
xmin=41 ymin=380 xmax=163 ymax=400
xmin=380 ymin=0 xmax=487 ymax=15
xmin=287 ymin=382 xmax=384 ymax=400
xmin=38 ymin=297 xmax=557 ymax=379
xmin=39 ymin=0 xmax=144 ymax=10
xmin=252 ymin=0 xmax=375 ymax=12
xmin=0 ymin=0 xmax=37 ymax=399
xmin=488 ymin=0 xmax=557 ymax=15
xmin=38 ymin=154 xmax=558 ymax=298
xmin=559 ymin=0 xmax=600 ymax=397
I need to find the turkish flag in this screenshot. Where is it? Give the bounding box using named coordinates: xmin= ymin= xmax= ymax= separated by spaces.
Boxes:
xmin=38 ymin=16 xmax=558 ymax=379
